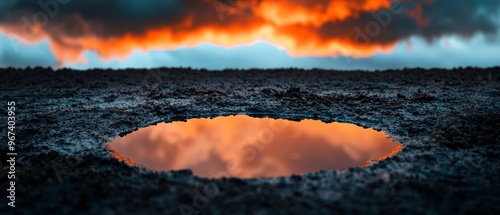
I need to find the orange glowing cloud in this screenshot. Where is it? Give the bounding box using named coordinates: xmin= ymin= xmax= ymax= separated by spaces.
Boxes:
xmin=0 ymin=0 xmax=470 ymax=65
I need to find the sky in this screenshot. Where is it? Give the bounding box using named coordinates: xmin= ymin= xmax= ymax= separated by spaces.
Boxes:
xmin=0 ymin=0 xmax=499 ymax=70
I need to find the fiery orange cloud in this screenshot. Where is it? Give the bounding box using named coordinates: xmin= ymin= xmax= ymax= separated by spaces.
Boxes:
xmin=0 ymin=0 xmax=435 ymax=64
xmin=252 ymin=0 xmax=392 ymax=25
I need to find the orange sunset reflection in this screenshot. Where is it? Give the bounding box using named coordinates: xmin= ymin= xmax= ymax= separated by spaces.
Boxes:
xmin=108 ymin=115 xmax=402 ymax=178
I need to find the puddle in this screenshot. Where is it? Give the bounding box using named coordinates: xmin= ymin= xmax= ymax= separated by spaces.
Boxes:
xmin=108 ymin=115 xmax=402 ymax=178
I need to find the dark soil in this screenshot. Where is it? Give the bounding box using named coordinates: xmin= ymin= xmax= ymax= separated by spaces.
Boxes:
xmin=1 ymin=67 xmax=499 ymax=214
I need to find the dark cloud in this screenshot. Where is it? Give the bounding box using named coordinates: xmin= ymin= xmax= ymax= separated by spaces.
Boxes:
xmin=0 ymin=0 xmax=498 ymax=64
xmin=0 ymin=0 xmax=189 ymax=37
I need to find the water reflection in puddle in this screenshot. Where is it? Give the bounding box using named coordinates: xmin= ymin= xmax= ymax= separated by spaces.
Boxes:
xmin=108 ymin=115 xmax=402 ymax=178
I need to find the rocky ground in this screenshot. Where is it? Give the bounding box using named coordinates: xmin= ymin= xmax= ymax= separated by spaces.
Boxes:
xmin=1 ymin=67 xmax=499 ymax=214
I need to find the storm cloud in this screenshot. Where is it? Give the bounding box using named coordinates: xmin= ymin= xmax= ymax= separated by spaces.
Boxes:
xmin=0 ymin=0 xmax=499 ymax=65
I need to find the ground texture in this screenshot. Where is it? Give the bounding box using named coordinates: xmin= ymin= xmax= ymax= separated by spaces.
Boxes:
xmin=1 ymin=68 xmax=499 ymax=214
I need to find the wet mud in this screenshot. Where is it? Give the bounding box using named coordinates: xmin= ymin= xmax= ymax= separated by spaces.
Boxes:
xmin=1 ymin=67 xmax=499 ymax=214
